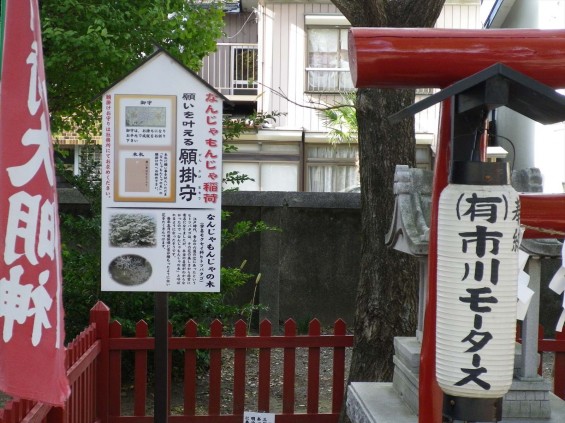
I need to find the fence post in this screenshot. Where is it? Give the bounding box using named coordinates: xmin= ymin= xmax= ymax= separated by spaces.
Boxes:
xmin=332 ymin=319 xmax=348 ymax=414
xmin=554 ymin=330 xmax=565 ymax=400
xmin=282 ymin=319 xmax=297 ymax=415
xmin=90 ymin=301 xmax=110 ymax=423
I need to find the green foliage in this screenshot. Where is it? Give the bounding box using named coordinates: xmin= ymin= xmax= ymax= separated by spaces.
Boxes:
xmin=319 ymin=92 xmax=358 ymax=144
xmin=41 ymin=0 xmax=224 ymax=138
xmin=221 ymin=211 xmax=280 ymax=249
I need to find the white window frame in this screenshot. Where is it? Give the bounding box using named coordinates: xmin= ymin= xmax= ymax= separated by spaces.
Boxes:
xmin=305 ymin=15 xmax=353 ymax=93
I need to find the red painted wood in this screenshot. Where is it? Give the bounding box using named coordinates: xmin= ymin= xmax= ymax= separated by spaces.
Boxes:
xmin=80 ymin=333 xmax=86 ymax=423
xmin=21 ymin=402 xmax=52 ymax=423
xmin=90 ymin=301 xmax=110 ymax=423
xmin=554 ymin=331 xmax=565 ymax=400
xmin=183 ymin=320 xmax=198 ymax=416
xmin=108 ymin=321 xmax=122 ymax=417
xmin=348 ymin=28 xmax=565 ymax=89
xmin=134 ymin=321 xmax=149 ymax=417
xmin=232 ymin=320 xmax=247 ymax=415
xmin=46 ymin=407 xmax=64 ymax=423
xmin=257 ymin=320 xmax=272 ymax=412
xmin=66 ymin=341 xmax=75 ymax=423
xmin=110 ymin=334 xmax=352 ymax=350
xmin=168 ymin=321 xmax=173 ymax=414
xmin=420 ymin=100 xmax=452 ymax=423
xmin=67 ymin=339 xmax=100 ymax=384
xmin=0 ymin=302 xmax=355 ymax=423
xmin=539 ymin=326 xmax=545 ymax=376
xmin=282 ymin=319 xmax=297 ymax=414
xmin=66 ymin=338 xmax=99 ymax=423
xmin=331 ymin=319 xmax=347 ymax=414
xmin=307 ymin=319 xmax=321 ymax=414
xmin=537 ymin=339 xmax=565 ymax=352
xmin=208 ymin=320 xmax=223 ymax=415
xmin=520 ymin=194 xmax=565 ymax=238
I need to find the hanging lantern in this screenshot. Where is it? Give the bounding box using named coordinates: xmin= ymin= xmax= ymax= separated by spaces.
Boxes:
xmin=436 ymin=162 xmax=520 ymax=401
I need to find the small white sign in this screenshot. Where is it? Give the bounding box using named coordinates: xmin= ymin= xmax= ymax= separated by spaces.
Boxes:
xmin=243 ymin=411 xmax=275 ymax=423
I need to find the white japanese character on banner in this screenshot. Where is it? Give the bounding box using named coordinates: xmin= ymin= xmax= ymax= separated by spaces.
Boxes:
xmin=26 ymin=41 xmax=41 ymax=116
xmin=0 ymin=265 xmax=52 ymax=345
xmin=4 ymin=192 xmax=54 ymax=266
xmin=0 ymin=266 xmax=32 ymax=342
xmin=30 ymin=270 xmax=52 ymax=346
xmin=7 ymin=113 xmax=54 ymax=187
xmin=5 ymin=191 xmax=41 ymax=265
xmin=38 ymin=199 xmax=55 ymax=260
xmin=6 ymin=39 xmax=54 ymax=188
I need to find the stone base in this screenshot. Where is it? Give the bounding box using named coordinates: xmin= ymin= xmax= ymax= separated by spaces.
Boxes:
xmin=392 ymin=337 xmax=420 ymax=415
xmin=347 ymin=383 xmax=417 ymax=423
xmin=347 ymin=382 xmax=565 ymax=423
xmin=391 ymin=337 xmax=552 ymax=420
xmin=504 ymin=377 xmax=552 ymax=419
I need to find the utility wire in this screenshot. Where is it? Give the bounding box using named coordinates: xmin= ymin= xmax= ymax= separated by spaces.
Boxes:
xmin=225 ymin=10 xmax=257 ymax=40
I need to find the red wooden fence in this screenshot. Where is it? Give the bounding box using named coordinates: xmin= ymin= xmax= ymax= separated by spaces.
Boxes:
xmin=0 ymin=301 xmax=353 ymax=423
xmin=0 ymin=321 xmax=99 ymax=423
xmin=516 ymin=324 xmax=565 ymax=401
xmin=4 ymin=301 xmax=565 ymax=423
xmin=100 ymin=309 xmax=353 ymax=423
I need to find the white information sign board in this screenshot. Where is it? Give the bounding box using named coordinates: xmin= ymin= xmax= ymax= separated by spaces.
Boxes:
xmin=100 ymin=52 xmax=222 ymax=292
xmin=243 ymin=411 xmax=275 ymax=423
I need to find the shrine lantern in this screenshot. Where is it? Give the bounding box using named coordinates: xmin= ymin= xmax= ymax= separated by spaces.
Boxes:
xmin=384 ymin=59 xmax=565 ymax=422
xmin=436 ymin=161 xmax=520 ymax=400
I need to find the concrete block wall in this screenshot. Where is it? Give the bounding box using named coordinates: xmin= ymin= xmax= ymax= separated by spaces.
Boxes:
xmin=221 ymin=190 xmax=563 ymax=330
xmin=222 ymin=191 xmax=361 ymax=327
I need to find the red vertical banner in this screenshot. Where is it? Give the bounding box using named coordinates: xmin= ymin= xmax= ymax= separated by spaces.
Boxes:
xmin=0 ymin=0 xmax=70 ymax=405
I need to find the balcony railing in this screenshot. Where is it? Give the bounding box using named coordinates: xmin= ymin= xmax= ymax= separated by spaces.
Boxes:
xmin=198 ymin=42 xmax=258 ymax=98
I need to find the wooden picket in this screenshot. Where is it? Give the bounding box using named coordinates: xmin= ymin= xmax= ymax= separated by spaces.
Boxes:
xmin=9 ymin=301 xmax=565 ymax=423
xmin=0 ymin=322 xmax=100 ymax=423
xmin=100 ymin=311 xmax=353 ymax=423
xmin=554 ymin=330 xmax=565 ymax=400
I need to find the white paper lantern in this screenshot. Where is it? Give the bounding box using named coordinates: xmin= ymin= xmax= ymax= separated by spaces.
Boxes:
xmin=436 ymin=177 xmax=520 ymax=399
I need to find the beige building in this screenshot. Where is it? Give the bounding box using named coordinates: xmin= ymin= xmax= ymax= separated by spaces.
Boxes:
xmin=205 ymin=0 xmax=482 ymax=192
xmin=57 ymin=1 xmax=482 ymax=192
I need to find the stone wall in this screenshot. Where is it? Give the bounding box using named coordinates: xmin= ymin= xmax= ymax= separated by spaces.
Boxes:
xmin=221 ymin=189 xmax=563 ymax=334
xmin=222 ymin=191 xmax=361 ymax=328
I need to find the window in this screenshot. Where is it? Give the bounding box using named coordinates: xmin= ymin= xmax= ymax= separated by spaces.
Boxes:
xmin=223 ymin=142 xmax=300 ymax=191
xmin=306 ymin=27 xmax=353 ymax=93
xmin=307 ymin=144 xmax=358 ymax=192
xmin=223 ymin=139 xmax=359 ymax=192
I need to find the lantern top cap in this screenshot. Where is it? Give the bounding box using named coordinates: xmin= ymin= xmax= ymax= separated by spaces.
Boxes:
xmin=390 ymin=63 xmax=565 ymax=125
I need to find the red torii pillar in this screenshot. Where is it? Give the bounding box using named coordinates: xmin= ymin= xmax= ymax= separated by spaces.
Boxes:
xmin=348 ymin=28 xmax=565 ymax=423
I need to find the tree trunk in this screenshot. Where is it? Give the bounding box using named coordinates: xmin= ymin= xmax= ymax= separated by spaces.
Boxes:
xmin=352 ymin=87 xmax=418 ymax=382
xmin=329 ymin=1 xmax=446 ymax=422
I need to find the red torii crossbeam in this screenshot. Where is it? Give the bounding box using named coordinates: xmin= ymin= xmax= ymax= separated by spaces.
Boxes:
xmin=348 ymin=28 xmax=565 ymax=423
